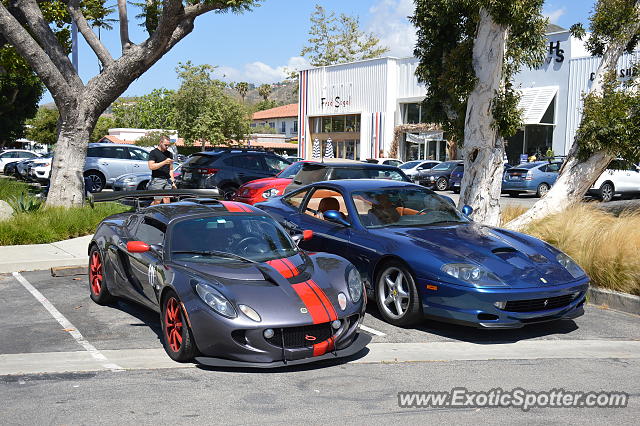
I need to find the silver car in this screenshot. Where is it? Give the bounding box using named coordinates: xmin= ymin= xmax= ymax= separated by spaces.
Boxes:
xmin=112 ymin=162 xmax=182 ymax=191
xmin=84 ymin=143 xmax=151 ymax=192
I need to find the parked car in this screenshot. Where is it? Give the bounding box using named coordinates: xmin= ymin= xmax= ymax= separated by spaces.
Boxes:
xmin=177 ymin=147 xmax=291 ymax=200
xmin=363 ymin=158 xmax=404 ymax=167
xmin=414 ymin=160 xmax=463 ymax=191
xmin=398 ymin=160 xmax=441 ymax=180
xmin=256 ymin=179 xmax=589 ymax=328
xmin=88 ymin=199 xmax=370 ymax=366
xmin=3 ymin=161 xmax=19 ymax=176
xmin=84 ymin=143 xmax=152 ymax=192
xmin=285 ymin=161 xmax=411 ymax=194
xmin=0 ymin=149 xmax=40 ymax=170
xmin=502 ymin=161 xmax=562 ymax=197
xmin=112 ymin=162 xmax=182 ymax=191
xmin=587 ymin=159 xmax=640 ymax=202
xmin=448 ymin=163 xmax=513 ymax=194
xmin=16 ymin=158 xmax=39 ymax=180
xmin=233 ymin=161 xmax=308 ymax=205
xmin=27 ymin=154 xmax=54 ymax=183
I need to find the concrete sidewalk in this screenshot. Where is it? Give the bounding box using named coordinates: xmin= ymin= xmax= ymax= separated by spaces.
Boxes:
xmin=0 ymin=235 xmax=91 ymax=273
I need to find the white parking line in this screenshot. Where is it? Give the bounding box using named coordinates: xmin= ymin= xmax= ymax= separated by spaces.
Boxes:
xmin=359 ymin=324 xmax=386 ymax=337
xmin=12 ymin=272 xmax=122 ymax=372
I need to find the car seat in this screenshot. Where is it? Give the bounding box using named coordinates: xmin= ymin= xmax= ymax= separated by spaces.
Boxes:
xmin=317 ymin=197 xmax=346 ymax=220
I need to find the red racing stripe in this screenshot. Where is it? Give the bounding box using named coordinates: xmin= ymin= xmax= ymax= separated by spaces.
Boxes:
xmin=306 ymin=280 xmax=337 ymax=321
xmin=220 ymin=201 xmax=252 ymax=212
xmin=291 ymin=282 xmax=330 ymax=324
xmin=266 ymin=259 xmax=294 ymax=278
xmin=313 ymin=337 xmax=335 ymax=357
xmin=280 ymin=258 xmax=299 ymax=277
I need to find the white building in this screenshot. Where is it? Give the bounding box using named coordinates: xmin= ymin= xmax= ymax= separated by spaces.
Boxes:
xmin=251 ymin=104 xmax=298 ymax=139
xmin=297 ymin=30 xmax=639 ymax=164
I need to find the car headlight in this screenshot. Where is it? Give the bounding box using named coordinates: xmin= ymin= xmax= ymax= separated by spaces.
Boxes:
xmin=556 ymin=253 xmax=585 ymax=279
xmin=346 ymin=265 xmax=363 ymax=303
xmin=262 ymin=188 xmax=280 ymax=199
xmin=441 ymin=263 xmax=507 ymax=287
xmin=123 ymin=177 xmax=136 ymax=183
xmin=194 ymin=281 xmax=236 ymax=318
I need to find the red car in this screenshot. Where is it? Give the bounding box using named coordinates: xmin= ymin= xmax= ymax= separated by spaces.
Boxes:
xmin=233 ymin=161 xmax=310 ymax=204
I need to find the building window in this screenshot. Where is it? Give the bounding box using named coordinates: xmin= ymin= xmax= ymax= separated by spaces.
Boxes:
xmin=401 ymin=103 xmax=428 ymax=124
xmin=313 ymin=115 xmax=360 ymax=133
xmin=281 ymin=121 xmax=286 ymax=133
xmin=293 ymin=120 xmax=298 ymax=133
xmin=250 ymin=123 xmax=257 ymax=128
xmin=269 ymin=122 xmax=275 ymax=128
xmin=505 ymin=96 xmax=556 ymax=165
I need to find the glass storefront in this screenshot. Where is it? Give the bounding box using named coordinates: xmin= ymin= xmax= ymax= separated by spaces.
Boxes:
xmin=405 ymin=136 xmax=447 ymax=161
xmin=505 ymin=96 xmax=556 ymax=164
xmin=310 ymin=115 xmax=361 ymax=160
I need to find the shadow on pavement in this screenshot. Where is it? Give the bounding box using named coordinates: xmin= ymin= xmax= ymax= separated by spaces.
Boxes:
xmin=365 ymin=304 xmax=579 ymax=344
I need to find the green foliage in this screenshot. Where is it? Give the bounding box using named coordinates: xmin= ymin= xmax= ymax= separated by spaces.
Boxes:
xmin=251 ymin=124 xmax=277 ymax=134
xmin=25 ymin=107 xmax=60 ymax=145
xmin=135 ymin=130 xmax=169 ymax=147
xmin=412 ymin=0 xmax=547 ymax=142
xmin=585 ymin=0 xmax=640 ymax=55
xmin=257 ymin=84 xmax=272 ymax=101
xmin=173 ymin=62 xmax=250 ymax=146
xmin=112 ymin=88 xmax=176 ymax=129
xmin=7 ymin=192 xmax=42 ymax=213
xmin=575 ymin=73 xmax=640 ymax=163
xmin=301 ymin=4 xmax=389 ymax=66
xmin=90 ymin=115 xmax=116 ymax=142
xmin=0 ymin=202 xmax=131 ymax=245
xmin=235 ymin=81 xmax=249 ymax=102
xmin=0 ymin=178 xmax=39 ymax=201
xmin=253 ymin=99 xmax=278 ymax=111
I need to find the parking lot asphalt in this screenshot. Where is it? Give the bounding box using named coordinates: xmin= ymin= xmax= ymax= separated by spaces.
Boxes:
xmin=1 ymin=269 xmax=639 ymax=424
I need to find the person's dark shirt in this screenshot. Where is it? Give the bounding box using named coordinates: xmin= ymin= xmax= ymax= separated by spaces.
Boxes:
xmin=149 ymin=148 xmax=173 ymax=179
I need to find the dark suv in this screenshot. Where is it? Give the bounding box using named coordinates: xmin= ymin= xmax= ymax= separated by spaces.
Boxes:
xmin=177 ymin=147 xmax=290 ymax=199
xmin=285 ymin=161 xmax=411 ymax=193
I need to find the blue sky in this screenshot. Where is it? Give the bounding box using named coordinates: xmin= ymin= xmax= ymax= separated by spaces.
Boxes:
xmin=42 ymin=0 xmax=594 ymax=104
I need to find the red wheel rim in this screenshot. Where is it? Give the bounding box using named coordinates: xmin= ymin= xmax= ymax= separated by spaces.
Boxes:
xmin=164 ymin=298 xmax=183 ymax=352
xmin=89 ymin=251 xmax=103 ymax=295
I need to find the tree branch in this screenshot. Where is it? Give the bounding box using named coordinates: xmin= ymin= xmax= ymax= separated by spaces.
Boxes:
xmin=66 ymin=0 xmax=114 ymax=67
xmin=117 ymin=0 xmax=132 ymax=52
xmin=0 ymin=4 xmax=74 ymax=103
xmin=12 ymin=0 xmax=82 ymax=87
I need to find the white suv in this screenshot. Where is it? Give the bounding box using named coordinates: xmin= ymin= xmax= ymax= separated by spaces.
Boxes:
xmin=588 ymin=159 xmax=640 ymax=202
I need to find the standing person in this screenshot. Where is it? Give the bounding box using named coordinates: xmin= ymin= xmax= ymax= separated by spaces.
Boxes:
xmin=147 ymin=135 xmax=175 ymax=205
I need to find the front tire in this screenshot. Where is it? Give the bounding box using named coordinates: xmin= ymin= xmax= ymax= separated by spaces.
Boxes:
xmin=88 ymin=246 xmax=115 ymax=305
xmin=84 ymin=172 xmax=105 ymax=193
xmin=599 ymin=182 xmax=614 ymax=202
xmin=435 ymin=177 xmax=448 ymax=191
xmin=161 ymin=290 xmax=197 ymax=362
xmin=375 ymin=262 xmax=421 ymax=326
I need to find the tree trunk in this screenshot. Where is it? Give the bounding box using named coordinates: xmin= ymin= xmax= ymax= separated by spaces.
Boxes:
xmin=506 ymin=4 xmax=640 ymax=231
xmin=46 ymin=107 xmax=96 ymax=207
xmin=458 ymin=8 xmax=507 ymax=227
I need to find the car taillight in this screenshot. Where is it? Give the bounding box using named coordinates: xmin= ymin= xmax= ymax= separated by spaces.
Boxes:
xmin=525 ymin=172 xmax=532 ymax=180
xmin=198 ymin=168 xmax=219 ymax=176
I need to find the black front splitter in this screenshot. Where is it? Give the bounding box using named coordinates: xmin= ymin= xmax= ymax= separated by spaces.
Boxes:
xmin=194 ymin=332 xmax=372 ymax=369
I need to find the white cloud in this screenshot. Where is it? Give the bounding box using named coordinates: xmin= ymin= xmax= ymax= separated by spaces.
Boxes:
xmin=367 ymin=0 xmax=417 ymax=57
xmin=544 ymin=7 xmax=566 ymax=24
xmin=212 ymin=56 xmax=311 ymax=84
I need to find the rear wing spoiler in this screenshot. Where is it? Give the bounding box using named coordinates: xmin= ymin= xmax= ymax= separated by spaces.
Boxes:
xmin=92 ymin=189 xmax=221 ymax=210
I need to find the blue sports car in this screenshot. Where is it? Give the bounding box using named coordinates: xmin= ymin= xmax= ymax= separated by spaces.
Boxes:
xmin=256 ymin=180 xmax=589 ymax=328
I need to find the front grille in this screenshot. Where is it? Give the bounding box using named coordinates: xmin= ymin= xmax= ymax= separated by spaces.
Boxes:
xmin=504 ymin=294 xmax=575 ymax=312
xmin=265 ymin=323 xmax=334 ymax=348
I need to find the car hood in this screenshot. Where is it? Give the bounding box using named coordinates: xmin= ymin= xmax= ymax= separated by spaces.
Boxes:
xmin=174 ymin=253 xmax=344 ymax=323
xmin=369 ymin=223 xmax=577 ymax=287
xmin=240 ymin=177 xmax=292 ymax=190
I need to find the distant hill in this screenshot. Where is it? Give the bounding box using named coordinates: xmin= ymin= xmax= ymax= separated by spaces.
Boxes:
xmin=225 ymin=80 xmax=298 ymax=106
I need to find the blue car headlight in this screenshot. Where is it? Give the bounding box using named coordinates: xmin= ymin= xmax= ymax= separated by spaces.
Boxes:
xmin=441 ymin=263 xmax=507 ymax=287
xmin=194 ymin=281 xmax=237 ymax=318
xmin=556 ymin=253 xmax=585 ymax=279
xmin=346 ymin=265 xmax=363 ymax=303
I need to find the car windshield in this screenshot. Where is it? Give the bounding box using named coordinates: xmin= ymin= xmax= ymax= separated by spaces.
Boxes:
xmin=170 ymin=215 xmax=297 ymax=263
xmin=277 ymin=161 xmax=304 ymax=178
xmin=399 ymin=161 xmax=421 ymax=169
xmin=352 ymin=187 xmax=470 ymax=228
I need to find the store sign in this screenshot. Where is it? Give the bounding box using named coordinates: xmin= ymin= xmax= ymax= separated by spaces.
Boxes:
xmin=589 ymin=66 xmax=639 ymax=81
xmin=321 ymin=96 xmax=352 ymax=109
xmin=545 ymin=41 xmax=565 ymax=64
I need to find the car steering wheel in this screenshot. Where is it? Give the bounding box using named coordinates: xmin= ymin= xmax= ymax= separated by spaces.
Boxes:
xmin=234 ymin=237 xmax=268 ymax=256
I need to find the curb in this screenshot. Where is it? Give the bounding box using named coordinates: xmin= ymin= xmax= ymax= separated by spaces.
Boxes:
xmin=0 ymin=258 xmax=88 ymax=274
xmin=588 ymin=287 xmax=640 ymax=316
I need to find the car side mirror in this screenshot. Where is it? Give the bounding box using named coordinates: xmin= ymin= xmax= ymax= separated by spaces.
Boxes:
xmin=292 ymin=229 xmax=314 ymax=244
xmin=323 ymin=210 xmax=350 ymax=227
xmin=461 ymin=205 xmax=473 ymax=217
xmin=127 ymin=241 xmax=150 ymax=253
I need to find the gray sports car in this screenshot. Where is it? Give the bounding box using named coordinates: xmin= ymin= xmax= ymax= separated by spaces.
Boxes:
xmin=88 ymin=199 xmax=370 ymax=367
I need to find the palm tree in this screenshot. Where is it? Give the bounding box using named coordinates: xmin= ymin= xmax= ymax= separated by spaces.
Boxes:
xmin=235 ymin=81 xmax=249 ymax=103
xmin=257 ymin=84 xmax=272 ymax=101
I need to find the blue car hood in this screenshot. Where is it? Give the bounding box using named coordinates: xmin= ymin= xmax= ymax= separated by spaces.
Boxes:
xmin=369 ymin=223 xmax=577 ymax=288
